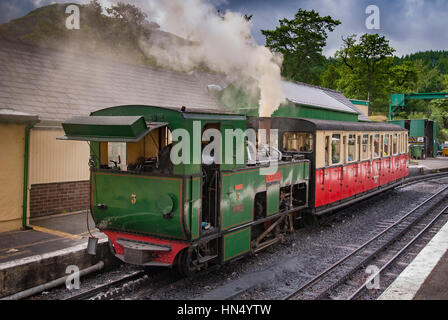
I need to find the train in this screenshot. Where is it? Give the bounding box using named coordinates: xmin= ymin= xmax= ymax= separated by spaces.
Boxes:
xmin=60 ymin=105 xmax=409 ymax=275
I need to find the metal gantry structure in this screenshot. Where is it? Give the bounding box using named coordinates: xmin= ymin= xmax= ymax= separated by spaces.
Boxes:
xmin=389 ymin=92 xmax=448 ymax=120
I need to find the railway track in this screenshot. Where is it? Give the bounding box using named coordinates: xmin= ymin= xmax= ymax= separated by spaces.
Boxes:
xmin=65 ymin=173 xmax=448 ymax=301
xmin=283 ymin=183 xmax=448 ymax=300
xmin=64 ymin=270 xmax=149 ymax=300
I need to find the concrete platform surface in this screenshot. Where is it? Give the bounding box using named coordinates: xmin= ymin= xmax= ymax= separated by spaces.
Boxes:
xmin=414 ymin=250 xmax=448 ymax=300
xmin=379 ymin=218 xmax=448 ymax=300
xmin=0 ymin=211 xmax=114 ymax=299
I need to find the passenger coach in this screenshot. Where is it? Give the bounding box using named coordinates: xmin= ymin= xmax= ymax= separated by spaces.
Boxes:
xmin=270 ymin=117 xmax=409 ymax=216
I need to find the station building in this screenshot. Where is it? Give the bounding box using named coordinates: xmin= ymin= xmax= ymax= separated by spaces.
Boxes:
xmin=0 ymin=40 xmax=367 ymax=232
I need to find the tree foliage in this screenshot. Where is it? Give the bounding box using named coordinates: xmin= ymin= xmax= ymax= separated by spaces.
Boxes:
xmin=261 ymin=9 xmax=340 ymax=85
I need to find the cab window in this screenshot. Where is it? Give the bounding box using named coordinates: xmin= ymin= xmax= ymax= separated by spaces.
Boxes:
xmin=283 ymin=132 xmax=313 ymax=152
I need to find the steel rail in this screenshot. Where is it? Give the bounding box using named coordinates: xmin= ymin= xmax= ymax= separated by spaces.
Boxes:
xmin=396 ymin=172 xmax=448 ymax=190
xmin=348 ymin=203 xmax=448 ymax=300
xmin=283 ymin=185 xmax=448 ymax=300
xmin=64 ymin=270 xmax=146 ymax=300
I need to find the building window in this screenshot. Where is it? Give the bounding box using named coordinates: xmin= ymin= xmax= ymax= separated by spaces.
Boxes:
xmin=348 ymin=134 xmax=356 ymax=162
xmin=332 ymin=134 xmax=341 ymax=165
xmin=361 ymin=134 xmax=369 ymax=160
xmin=373 ymin=134 xmax=381 ymax=158
xmin=283 ymin=132 xmax=313 ymax=152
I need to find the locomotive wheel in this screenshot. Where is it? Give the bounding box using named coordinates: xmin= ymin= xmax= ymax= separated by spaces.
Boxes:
xmin=177 ymin=249 xmax=199 ymax=277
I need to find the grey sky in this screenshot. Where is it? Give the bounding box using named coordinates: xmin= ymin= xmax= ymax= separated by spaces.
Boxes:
xmin=1 ymin=0 xmax=447 ymax=57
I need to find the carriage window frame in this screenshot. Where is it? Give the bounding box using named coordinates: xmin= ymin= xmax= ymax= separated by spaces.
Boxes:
xmin=325 ymin=135 xmax=330 ymax=167
xmin=361 ymin=134 xmax=369 ymax=161
xmin=393 ymin=133 xmax=398 ymax=155
xmin=384 ymin=134 xmax=390 ymax=157
xmin=331 ymin=133 xmax=342 ymax=165
xmin=347 ymin=134 xmax=357 ymax=163
xmin=373 ymin=134 xmax=381 ymax=159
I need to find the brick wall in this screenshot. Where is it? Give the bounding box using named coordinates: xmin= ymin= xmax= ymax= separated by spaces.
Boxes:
xmin=29 ymin=181 xmax=90 ymax=218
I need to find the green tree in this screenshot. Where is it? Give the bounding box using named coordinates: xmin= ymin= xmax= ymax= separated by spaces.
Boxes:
xmin=261 ymin=9 xmax=340 ymax=85
xmin=336 ymin=33 xmax=395 ymax=112
xmin=320 ymin=64 xmax=341 ymax=90
xmin=389 ymin=60 xmax=419 ymax=93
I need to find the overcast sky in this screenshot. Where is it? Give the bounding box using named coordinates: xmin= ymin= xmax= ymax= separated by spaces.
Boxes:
xmin=1 ymin=0 xmax=447 ymax=57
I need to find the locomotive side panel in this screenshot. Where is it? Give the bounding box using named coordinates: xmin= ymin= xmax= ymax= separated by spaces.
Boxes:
xmin=91 ymin=171 xmax=187 ymax=240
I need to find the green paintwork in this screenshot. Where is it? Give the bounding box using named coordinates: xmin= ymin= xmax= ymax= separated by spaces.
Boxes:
xmin=349 ymin=99 xmax=370 ymax=106
xmin=223 ymin=228 xmax=251 ymax=261
xmin=188 ymin=178 xmax=201 ymax=240
xmin=389 ymin=92 xmax=448 ymax=120
xmin=267 ymin=183 xmax=279 ymax=216
xmin=220 ymin=163 xmax=309 ymax=230
xmin=91 ymin=171 xmax=186 ymax=239
xmin=410 ymin=119 xmax=426 ymax=137
xmin=273 ymin=103 xmax=358 ymax=122
xmin=61 ymin=116 xmax=152 ymax=142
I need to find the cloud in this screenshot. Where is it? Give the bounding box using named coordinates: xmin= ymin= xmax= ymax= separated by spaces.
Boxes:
xmin=1 ymin=0 xmax=447 ymax=56
xmin=221 ymin=0 xmax=448 ymax=56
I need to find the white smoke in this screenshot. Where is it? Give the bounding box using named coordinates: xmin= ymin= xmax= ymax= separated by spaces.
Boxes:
xmin=107 ymin=0 xmax=285 ymax=117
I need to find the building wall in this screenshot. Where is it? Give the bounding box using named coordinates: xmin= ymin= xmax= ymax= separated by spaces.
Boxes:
xmin=0 ymin=123 xmax=25 ymax=232
xmin=356 ymin=105 xmax=369 ymax=117
xmin=29 ymin=128 xmax=90 ymax=184
xmin=29 ymin=181 xmax=90 ymax=218
xmin=28 ymin=128 xmax=90 ymax=217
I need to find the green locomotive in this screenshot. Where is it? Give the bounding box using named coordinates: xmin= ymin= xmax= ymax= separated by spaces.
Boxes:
xmin=60 ymin=105 xmax=310 ymax=274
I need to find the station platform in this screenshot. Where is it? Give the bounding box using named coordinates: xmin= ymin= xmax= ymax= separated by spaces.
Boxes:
xmin=379 ymin=218 xmax=448 ymax=300
xmin=0 ymin=211 xmax=114 ymax=299
xmin=409 ymin=156 xmax=448 ymax=176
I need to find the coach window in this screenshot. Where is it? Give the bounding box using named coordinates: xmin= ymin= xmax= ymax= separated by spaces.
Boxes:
xmin=393 ymin=133 xmax=398 ymax=155
xmin=348 ymin=134 xmax=356 ymax=162
xmin=361 ymin=134 xmax=369 ymax=160
xmin=384 ymin=134 xmax=390 ymax=157
xmin=373 ymin=134 xmax=381 ymax=158
xmin=325 ymin=136 xmax=330 ymax=167
xmin=332 ymin=134 xmax=341 ymax=165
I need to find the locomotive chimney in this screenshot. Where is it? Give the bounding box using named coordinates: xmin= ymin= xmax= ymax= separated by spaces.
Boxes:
xmin=258 ymin=118 xmax=271 ymax=145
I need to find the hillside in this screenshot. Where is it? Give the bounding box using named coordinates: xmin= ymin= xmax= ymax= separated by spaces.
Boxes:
xmin=0 ymin=2 xmax=188 ymax=67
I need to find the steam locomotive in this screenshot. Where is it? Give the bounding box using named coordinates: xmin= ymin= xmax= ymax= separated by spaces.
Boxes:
xmin=61 ymin=105 xmax=408 ymax=275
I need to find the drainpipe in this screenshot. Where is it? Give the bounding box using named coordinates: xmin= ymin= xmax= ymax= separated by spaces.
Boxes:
xmin=22 ymin=121 xmax=38 ymax=229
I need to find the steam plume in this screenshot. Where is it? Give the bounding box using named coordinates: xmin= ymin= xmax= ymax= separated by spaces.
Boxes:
xmin=103 ymin=0 xmax=285 ymax=117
